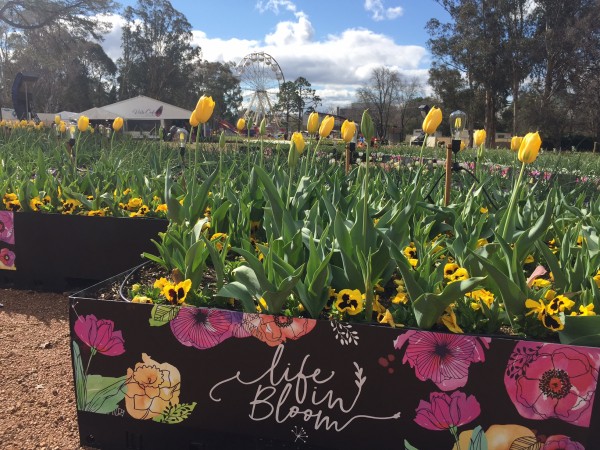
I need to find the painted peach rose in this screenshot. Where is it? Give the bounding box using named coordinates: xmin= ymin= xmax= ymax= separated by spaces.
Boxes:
xmin=124 ymin=353 xmax=181 ymax=420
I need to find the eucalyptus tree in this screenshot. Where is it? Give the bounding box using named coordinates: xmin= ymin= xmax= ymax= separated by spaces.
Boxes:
xmin=274 ymin=77 xmax=321 ymax=135
xmin=117 ymin=0 xmax=201 ymax=107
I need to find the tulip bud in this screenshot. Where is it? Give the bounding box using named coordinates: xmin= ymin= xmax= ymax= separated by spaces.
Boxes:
xmin=288 ymin=140 xmax=299 ymax=168
xmin=518 ymin=132 xmax=542 ymax=164
xmin=291 ymin=131 xmax=305 ymax=154
xmin=422 ymin=106 xmax=442 ymax=135
xmin=319 ymin=115 xmax=335 ymax=138
xmin=236 ymin=118 xmax=246 ymax=132
xmin=361 ymin=110 xmax=374 ymax=142
xmin=77 ymin=115 xmax=89 ymax=133
xmin=194 ymin=96 xmax=215 ymax=124
xmin=511 ymin=136 xmax=522 ymax=152
xmin=112 ymin=117 xmax=124 ymax=132
xmin=54 ymin=115 xmax=61 ymax=125
xmin=259 ymin=117 xmax=267 ymax=136
xmin=341 ymin=120 xmax=356 ymax=143
xmin=473 ymin=129 xmax=486 ymax=146
xmin=307 ymin=111 xmax=319 ymax=134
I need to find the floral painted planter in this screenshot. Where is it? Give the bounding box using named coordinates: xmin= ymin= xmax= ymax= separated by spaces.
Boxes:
xmin=70 ymin=274 xmax=600 ymax=450
xmin=0 ymin=212 xmax=167 ymax=291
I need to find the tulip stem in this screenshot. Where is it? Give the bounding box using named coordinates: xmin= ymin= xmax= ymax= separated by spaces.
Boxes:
xmin=449 ymin=426 xmax=461 ymax=450
xmin=418 ymin=133 xmax=429 ymax=164
xmin=501 ymin=161 xmax=526 ymax=242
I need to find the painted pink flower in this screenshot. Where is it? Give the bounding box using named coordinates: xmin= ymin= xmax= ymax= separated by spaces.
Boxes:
xmin=0 ymin=211 xmax=14 ymax=244
xmin=414 ymin=391 xmax=480 ymax=431
xmin=542 ymin=435 xmax=584 ymax=450
xmin=505 ymin=341 xmax=600 ymax=427
xmin=394 ymin=330 xmax=490 ymax=391
xmin=0 ymin=248 xmax=15 ymax=267
xmin=243 ymin=313 xmax=316 ymax=347
xmin=74 ymin=314 xmax=125 ymax=356
xmin=170 ymin=307 xmax=250 ymax=349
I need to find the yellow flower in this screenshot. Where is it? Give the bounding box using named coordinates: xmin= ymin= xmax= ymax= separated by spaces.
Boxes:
xmin=61 ymin=199 xmax=81 ymax=215
xmin=422 ymin=106 xmax=442 ymax=135
xmin=122 ymin=188 xmax=131 ymax=196
xmin=473 ymin=129 xmax=486 ymax=146
xmin=307 ymin=111 xmax=319 ymax=134
xmin=59 ymin=121 xmax=66 ymax=133
xmin=210 ymin=232 xmax=229 ymax=251
xmin=291 ymin=131 xmax=306 ymax=154
xmin=444 ymin=262 xmax=459 ymax=278
xmin=30 ymin=197 xmax=43 ymax=211
xmin=526 ymin=298 xmax=546 ymax=320
xmin=480 ymin=207 xmax=488 ymax=214
xmin=54 ymin=115 xmax=61 ymax=125
xmin=524 ymin=254 xmax=534 ymax=264
xmin=340 ymin=120 xmax=356 ymax=143
xmin=319 ymin=115 xmax=335 ymax=138
xmin=377 ymin=309 xmax=396 ymax=327
xmin=194 ymin=95 xmax=215 ymax=124
xmin=511 ymin=136 xmax=522 ymax=151
xmin=132 ymin=296 xmax=153 ymax=304
xmin=153 ymin=277 xmax=169 ymax=290
xmin=127 ymin=197 xmax=143 ymax=210
xmin=571 ymin=304 xmax=596 ymax=316
xmin=466 ymin=289 xmax=495 ymax=308
xmin=392 ymin=292 xmax=408 ymax=304
xmin=334 ymin=289 xmax=363 ymax=315
xmin=155 ymin=203 xmax=168 ymax=213
xmin=189 ymin=110 xmax=200 ymax=127
xmin=518 ymin=131 xmax=542 ymax=164
xmin=440 ymin=306 xmax=463 ymax=333
xmin=77 ymin=115 xmax=89 ymax=132
xmin=162 ymin=279 xmax=192 ymax=305
xmin=546 ymin=295 xmax=575 ymax=315
xmin=475 ymin=238 xmax=488 ymax=248
xmin=236 ymin=118 xmax=246 ymax=131
xmin=593 ymin=271 xmax=600 ymax=288
xmin=88 ymin=209 xmax=106 ymax=216
xmin=112 ymin=117 xmax=124 ymax=132
xmin=448 ymin=267 xmax=469 ymax=282
xmin=531 ymin=278 xmax=551 ymax=288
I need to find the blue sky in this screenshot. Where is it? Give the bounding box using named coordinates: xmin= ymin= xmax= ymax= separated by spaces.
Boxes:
xmin=105 ymin=0 xmax=451 ymax=107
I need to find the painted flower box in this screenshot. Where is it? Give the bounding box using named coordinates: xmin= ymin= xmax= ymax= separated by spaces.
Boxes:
xmin=69 ymin=271 xmax=600 ymax=450
xmin=0 ymin=212 xmax=167 ymax=291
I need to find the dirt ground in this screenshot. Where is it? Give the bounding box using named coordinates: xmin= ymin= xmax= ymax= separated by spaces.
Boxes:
xmin=0 ymin=288 xmax=88 ymax=450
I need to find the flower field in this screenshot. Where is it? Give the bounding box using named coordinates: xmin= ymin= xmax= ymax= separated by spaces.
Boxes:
xmin=1 ymin=109 xmax=600 ymax=347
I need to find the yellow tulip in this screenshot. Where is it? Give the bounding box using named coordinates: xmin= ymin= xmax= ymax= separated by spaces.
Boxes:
xmin=473 ymin=129 xmax=486 ymax=146
xmin=518 ymin=131 xmax=542 ymax=164
xmin=189 ymin=110 xmax=200 ymax=127
xmin=194 ymin=95 xmax=215 ymax=123
xmin=112 ymin=117 xmax=124 ymax=132
xmin=340 ymin=120 xmax=356 ymax=143
xmin=291 ymin=131 xmax=306 ymax=154
xmin=77 ymin=115 xmax=89 ymax=132
xmin=307 ymin=111 xmax=319 ymax=134
xmin=460 ymin=140 xmax=466 ymax=151
xmin=319 ymin=115 xmax=335 ymax=138
xmin=59 ymin=121 xmax=66 ymax=133
xmin=54 ymin=115 xmax=61 ymax=125
xmin=236 ymin=118 xmax=246 ymax=131
xmin=422 ymin=106 xmax=442 ymax=135
xmin=511 ymin=136 xmax=522 ymax=151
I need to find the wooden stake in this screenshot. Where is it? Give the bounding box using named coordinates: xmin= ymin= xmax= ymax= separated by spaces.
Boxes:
xmin=345 ymin=145 xmax=350 ymax=174
xmin=444 ymin=144 xmax=452 ymax=206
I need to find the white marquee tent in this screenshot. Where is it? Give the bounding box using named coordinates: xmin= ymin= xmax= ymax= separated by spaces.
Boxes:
xmin=79 ymin=95 xmax=193 ymax=137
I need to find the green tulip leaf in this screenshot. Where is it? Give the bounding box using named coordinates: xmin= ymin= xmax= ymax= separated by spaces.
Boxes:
xmin=560 ymin=316 xmax=600 ymax=347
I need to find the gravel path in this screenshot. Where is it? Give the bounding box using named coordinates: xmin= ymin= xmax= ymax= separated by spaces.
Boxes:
xmin=0 ymin=289 xmax=87 ymax=450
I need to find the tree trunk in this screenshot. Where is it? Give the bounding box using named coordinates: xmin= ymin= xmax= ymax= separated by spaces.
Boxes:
xmin=485 ymin=89 xmax=496 ymax=148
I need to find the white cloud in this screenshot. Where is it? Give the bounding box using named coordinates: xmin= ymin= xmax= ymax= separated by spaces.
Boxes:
xmin=255 ymin=0 xmax=298 ymax=15
xmin=96 ymin=13 xmax=126 ymax=61
xmin=97 ymin=11 xmax=428 ymax=107
xmin=364 ymin=0 xmax=404 ymax=21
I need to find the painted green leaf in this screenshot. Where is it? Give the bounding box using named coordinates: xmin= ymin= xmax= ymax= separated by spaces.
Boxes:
xmin=468 ymin=425 xmax=488 ymax=450
xmin=84 ymin=375 xmax=126 ymax=414
xmin=149 ymin=304 xmax=180 ymax=327
xmin=153 ymin=402 xmax=197 ymax=424
xmin=72 ymin=341 xmax=87 ymax=410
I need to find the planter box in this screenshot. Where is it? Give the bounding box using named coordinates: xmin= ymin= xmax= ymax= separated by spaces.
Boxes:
xmin=69 ymin=272 xmax=600 ymax=450
xmin=0 ymin=212 xmax=167 ymax=291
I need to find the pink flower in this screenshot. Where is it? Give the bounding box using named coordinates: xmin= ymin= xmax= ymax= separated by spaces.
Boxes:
xmin=0 ymin=247 xmax=15 ymax=267
xmin=170 ymin=307 xmax=250 ymax=350
xmin=394 ymin=330 xmax=490 ymax=391
xmin=414 ymin=391 xmax=480 ymax=431
xmin=505 ymin=341 xmax=600 ymax=427
xmin=74 ymin=314 xmax=125 ymax=356
xmin=542 ymin=435 xmax=584 ymax=450
xmin=0 ymin=211 xmax=14 ymax=244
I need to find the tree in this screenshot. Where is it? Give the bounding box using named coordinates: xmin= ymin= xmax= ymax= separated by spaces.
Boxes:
xmin=427 ymin=0 xmax=514 ymax=147
xmin=274 ymin=77 xmax=321 ymax=136
xmin=356 ymin=67 xmax=401 ymax=141
xmin=0 ymin=0 xmax=115 ymax=34
xmin=117 ymin=0 xmax=201 ymax=106
xmin=194 ymin=61 xmax=242 ymax=123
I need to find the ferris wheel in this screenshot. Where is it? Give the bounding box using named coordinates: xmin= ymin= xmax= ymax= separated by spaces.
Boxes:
xmin=236 ymin=52 xmax=285 ymax=127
